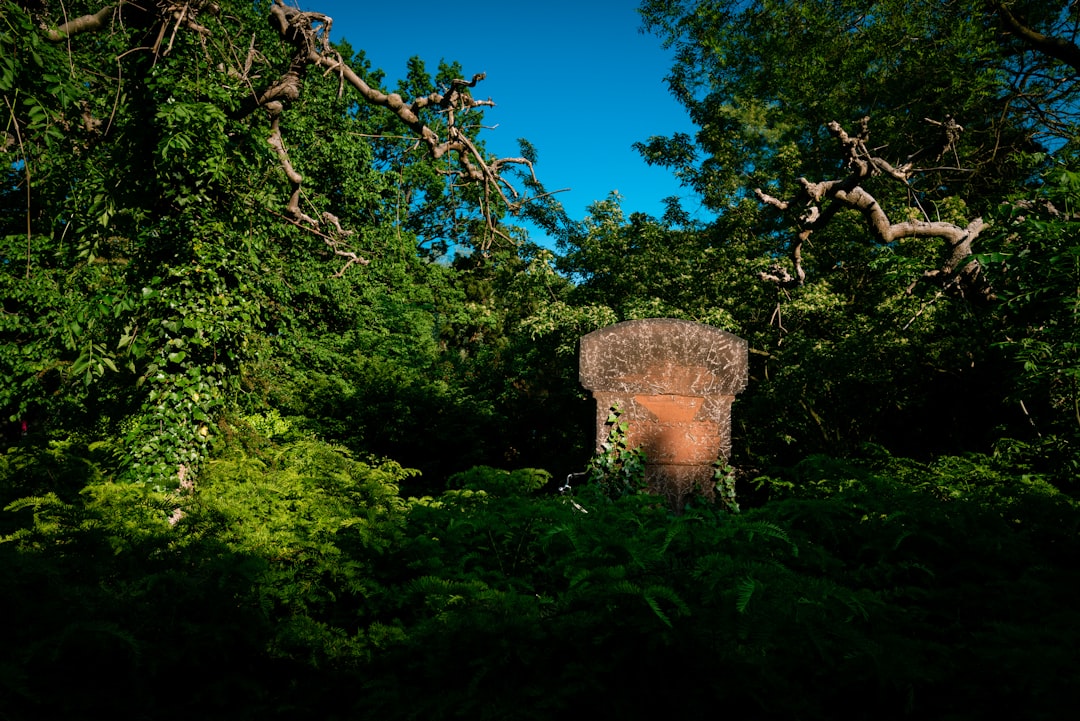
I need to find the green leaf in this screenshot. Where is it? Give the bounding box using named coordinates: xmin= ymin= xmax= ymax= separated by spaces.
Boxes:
xmin=735 ymin=577 xmax=758 ymax=614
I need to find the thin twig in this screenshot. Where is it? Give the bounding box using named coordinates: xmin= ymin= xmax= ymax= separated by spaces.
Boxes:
xmin=1019 ymin=399 xmax=1041 ymax=437
xmin=347 ymin=132 xmax=422 ymax=141
xmin=902 ymin=290 xmax=944 ymax=331
xmin=3 ymin=95 xmax=31 ymax=278
xmin=57 ymin=0 xmax=76 ymax=75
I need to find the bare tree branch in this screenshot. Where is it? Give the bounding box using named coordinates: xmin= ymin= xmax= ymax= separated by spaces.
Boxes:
xmin=40 ymin=0 xmax=548 ymax=265
xmin=993 ymin=0 xmax=1080 ymax=72
xmin=755 ymin=117 xmax=994 ymax=302
xmin=47 ymin=1 xmax=218 ymax=49
xmin=256 ymin=0 xmax=545 ymax=251
xmin=45 ymin=2 xmax=123 ymax=40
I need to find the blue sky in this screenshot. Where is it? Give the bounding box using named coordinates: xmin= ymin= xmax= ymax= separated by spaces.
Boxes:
xmin=297 ymin=0 xmax=709 ymax=240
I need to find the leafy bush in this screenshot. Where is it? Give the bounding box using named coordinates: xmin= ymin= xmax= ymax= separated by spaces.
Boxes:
xmin=3 ymin=430 xmax=1078 ymax=720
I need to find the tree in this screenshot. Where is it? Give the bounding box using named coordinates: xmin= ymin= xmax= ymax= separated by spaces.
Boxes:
xmin=0 ymin=0 xmax=549 ymax=486
xmin=635 ymin=0 xmax=1080 ymax=290
xmin=597 ymin=0 xmax=1080 ymax=466
xmin=638 ymin=0 xmax=1074 ymax=203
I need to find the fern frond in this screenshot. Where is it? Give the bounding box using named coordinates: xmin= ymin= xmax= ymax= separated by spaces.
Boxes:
xmin=643 ymin=583 xmax=690 ymax=627
xmin=644 ymin=593 xmax=675 ymax=628
xmin=736 ymin=576 xmax=760 ymax=614
xmin=406 ymin=575 xmax=456 ymax=596
xmin=609 ymin=579 xmax=642 ymax=597
xmin=53 ymin=620 xmax=142 ymax=664
xmin=4 ymin=493 xmax=68 ymax=513
xmin=740 ymin=520 xmax=799 ymax=556
xmin=658 ymin=524 xmax=680 ymax=556
xmin=0 ymin=527 xmax=32 ymax=544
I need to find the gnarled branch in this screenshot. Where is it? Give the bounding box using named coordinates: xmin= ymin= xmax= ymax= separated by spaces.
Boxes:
xmin=755 ymin=117 xmax=994 ymax=302
xmin=992 ymin=1 xmax=1080 ymax=73
xmin=261 ymin=0 xmax=539 ymax=250
xmin=45 ymin=2 xmax=123 ymax=40
xmin=41 ymin=0 xmax=547 ymax=268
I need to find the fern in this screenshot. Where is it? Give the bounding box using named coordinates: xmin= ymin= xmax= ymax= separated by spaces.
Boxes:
xmin=739 ymin=519 xmax=798 ymax=556
xmin=543 ymin=522 xmax=583 ymax=553
xmin=3 ymin=492 xmax=68 ymax=514
xmin=735 ymin=576 xmax=760 ymax=614
xmin=642 ymin=583 xmax=690 ymax=628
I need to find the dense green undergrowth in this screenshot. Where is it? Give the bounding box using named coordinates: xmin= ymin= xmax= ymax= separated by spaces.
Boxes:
xmin=2 ymin=431 xmax=1077 ymax=720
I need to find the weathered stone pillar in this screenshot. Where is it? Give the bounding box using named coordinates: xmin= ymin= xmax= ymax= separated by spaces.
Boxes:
xmin=579 ymin=319 xmax=748 ymax=509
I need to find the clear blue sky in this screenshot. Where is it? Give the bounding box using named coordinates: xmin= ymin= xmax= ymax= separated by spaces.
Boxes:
xmin=297 ymin=0 xmax=709 ymax=240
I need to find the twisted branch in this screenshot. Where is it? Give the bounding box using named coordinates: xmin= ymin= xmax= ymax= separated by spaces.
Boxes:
xmin=755 ymin=117 xmax=994 ymax=302
xmin=41 ymin=0 xmax=547 ymax=269
xmin=992 ymin=1 xmax=1080 ymax=73
xmin=261 ymin=0 xmax=540 ymax=250
xmin=45 ymin=2 xmax=123 ymax=39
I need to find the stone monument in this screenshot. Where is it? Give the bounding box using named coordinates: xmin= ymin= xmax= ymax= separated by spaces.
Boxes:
xmin=579 ymin=318 xmax=748 ymax=510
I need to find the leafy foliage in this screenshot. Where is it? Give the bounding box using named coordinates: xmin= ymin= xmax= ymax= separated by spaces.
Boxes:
xmin=3 ymin=0 xmax=1080 ymax=719
xmin=4 ymin=434 xmax=1078 ymax=719
xmin=586 ymin=405 xmax=648 ymax=498
xmin=977 ymin=162 xmax=1080 ymax=481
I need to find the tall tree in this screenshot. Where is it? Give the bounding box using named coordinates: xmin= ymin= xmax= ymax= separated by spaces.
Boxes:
xmin=612 ymin=0 xmax=1080 ymax=464
xmin=638 ymin=0 xmax=1075 ymax=207
xmin=0 ymin=0 xmax=546 ymax=484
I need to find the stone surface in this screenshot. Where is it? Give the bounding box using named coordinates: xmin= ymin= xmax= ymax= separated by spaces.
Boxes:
xmin=579 ymin=319 xmax=748 ymax=509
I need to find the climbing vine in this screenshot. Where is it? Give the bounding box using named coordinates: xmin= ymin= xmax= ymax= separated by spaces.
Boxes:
xmin=587 ymin=405 xmax=648 ymax=499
